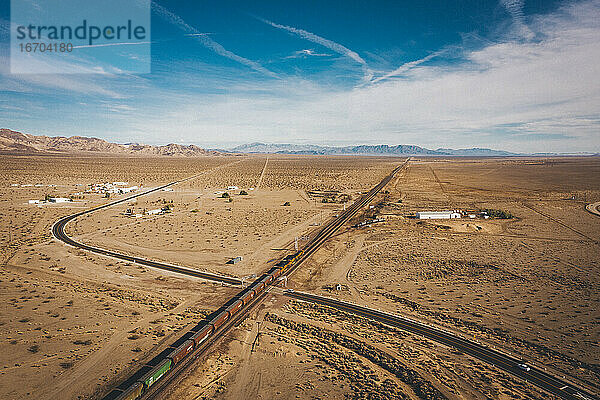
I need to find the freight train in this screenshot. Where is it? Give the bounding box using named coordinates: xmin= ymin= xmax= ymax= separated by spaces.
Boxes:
xmin=111 ymin=250 xmax=304 ymax=400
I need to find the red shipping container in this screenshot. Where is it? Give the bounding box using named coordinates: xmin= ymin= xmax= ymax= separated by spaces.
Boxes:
xmin=168 ymin=339 xmax=194 ymax=365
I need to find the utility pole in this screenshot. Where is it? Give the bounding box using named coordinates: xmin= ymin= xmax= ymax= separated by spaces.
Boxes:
xmin=294 ymin=236 xmax=298 ymax=251
xmin=251 ymin=321 xmax=261 ymax=353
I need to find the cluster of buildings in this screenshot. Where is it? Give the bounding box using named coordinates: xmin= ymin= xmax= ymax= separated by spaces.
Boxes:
xmin=22 ymin=181 xmax=139 ymax=207
xmin=28 ymin=197 xmax=72 ymax=205
xmin=87 ymin=182 xmax=139 ymax=195
xmin=415 ymin=210 xmax=490 ymax=220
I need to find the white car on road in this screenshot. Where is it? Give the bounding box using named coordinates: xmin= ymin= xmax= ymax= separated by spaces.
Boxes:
xmin=517 ymin=363 xmax=531 ymax=372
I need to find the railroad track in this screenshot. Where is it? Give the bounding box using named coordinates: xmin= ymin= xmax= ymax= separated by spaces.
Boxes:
xmin=142 ymin=289 xmax=270 ymax=400
xmin=286 ymin=160 xmax=408 ymax=275
xmin=85 ymin=157 xmax=594 ymax=400
xmin=283 ymin=290 xmax=598 ymax=400
xmin=51 ymin=174 xmax=242 ymax=286
xmin=99 ymin=159 xmax=409 ymax=400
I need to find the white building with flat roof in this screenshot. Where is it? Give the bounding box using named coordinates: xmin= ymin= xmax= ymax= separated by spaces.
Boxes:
xmin=416 ymin=211 xmax=461 ymax=220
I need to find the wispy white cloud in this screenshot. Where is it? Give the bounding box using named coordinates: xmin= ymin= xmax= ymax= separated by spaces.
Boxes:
xmin=3 ymin=1 xmax=599 ymax=153
xmin=152 ymin=2 xmax=278 ymax=78
xmin=372 ymin=49 xmax=450 ymax=83
xmin=1 ymin=74 xmax=124 ymax=98
xmin=0 ymin=53 xmax=127 ymax=97
xmin=259 ymin=17 xmax=373 ymax=82
xmin=500 ymin=0 xmax=535 ymax=39
xmin=125 ymin=1 xmax=600 ymax=152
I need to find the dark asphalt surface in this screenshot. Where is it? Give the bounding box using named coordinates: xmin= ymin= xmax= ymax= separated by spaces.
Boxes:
xmin=284 ymin=290 xmax=597 ymax=400
xmin=51 ymin=175 xmax=242 ymax=285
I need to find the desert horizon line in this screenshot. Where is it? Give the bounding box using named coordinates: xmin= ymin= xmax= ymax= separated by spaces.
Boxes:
xmin=3 ymin=128 xmax=599 ymax=156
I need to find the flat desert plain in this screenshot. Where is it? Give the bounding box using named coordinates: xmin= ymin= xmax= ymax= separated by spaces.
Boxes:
xmin=0 ymin=154 xmax=599 ymax=400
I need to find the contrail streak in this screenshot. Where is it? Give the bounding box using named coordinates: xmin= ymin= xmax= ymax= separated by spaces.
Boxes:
xmin=372 ymin=49 xmax=448 ymax=83
xmin=259 ymin=17 xmax=373 ymax=82
xmin=152 ymin=2 xmax=278 ymax=78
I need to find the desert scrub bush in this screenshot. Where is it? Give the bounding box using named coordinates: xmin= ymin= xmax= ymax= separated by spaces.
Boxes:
xmin=28 ymin=344 xmax=40 ymax=353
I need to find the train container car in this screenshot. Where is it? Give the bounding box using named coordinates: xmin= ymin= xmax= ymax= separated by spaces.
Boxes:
xmin=210 ymin=310 xmax=229 ymax=330
xmin=191 ymin=325 xmax=213 ymax=347
xmin=168 ymin=339 xmax=194 ymax=365
xmin=267 ymin=266 xmax=279 ymax=274
xmin=290 ymin=251 xmax=303 ymax=264
xmin=190 ymin=321 xmax=207 ymax=332
xmin=139 ymin=358 xmax=172 ymax=389
xmin=271 ymin=268 xmax=281 ymax=279
xmin=240 ymin=289 xmax=255 ymax=306
xmin=225 ymin=299 xmax=243 ymax=316
xmin=254 ymin=281 xmax=266 ymax=294
xmin=113 ymin=382 xmax=143 ymax=400
xmin=257 ymin=277 xmax=269 ymax=288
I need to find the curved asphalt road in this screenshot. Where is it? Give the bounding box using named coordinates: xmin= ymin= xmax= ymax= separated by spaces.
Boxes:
xmin=284 ymin=290 xmax=597 ymax=400
xmin=586 ymin=202 xmax=600 ymax=218
xmin=51 ymin=175 xmax=242 ymax=286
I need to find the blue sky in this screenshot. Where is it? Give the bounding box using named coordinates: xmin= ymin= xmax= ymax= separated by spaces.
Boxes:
xmin=0 ymin=0 xmax=599 ymax=152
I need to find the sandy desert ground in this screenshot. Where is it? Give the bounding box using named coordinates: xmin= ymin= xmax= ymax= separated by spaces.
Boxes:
xmin=0 ymin=153 xmax=396 ymax=399
xmin=166 ymin=156 xmax=600 ymax=400
xmin=0 ymin=154 xmax=598 ymax=400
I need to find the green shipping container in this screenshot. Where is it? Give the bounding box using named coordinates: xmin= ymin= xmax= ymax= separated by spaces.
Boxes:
xmin=142 ymin=359 xmax=172 ymax=388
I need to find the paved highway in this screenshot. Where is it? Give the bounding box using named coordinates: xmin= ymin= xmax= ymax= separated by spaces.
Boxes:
xmin=51 ymin=175 xmax=242 ymax=286
xmin=586 ymin=202 xmax=600 ymax=217
xmin=283 ymin=290 xmax=598 ymax=400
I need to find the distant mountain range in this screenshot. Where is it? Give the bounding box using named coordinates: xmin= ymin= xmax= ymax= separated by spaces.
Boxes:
xmin=229 ymin=142 xmax=518 ymax=156
xmin=0 ymin=129 xmax=218 ymax=156
xmin=5 ymin=129 xmax=592 ymax=157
